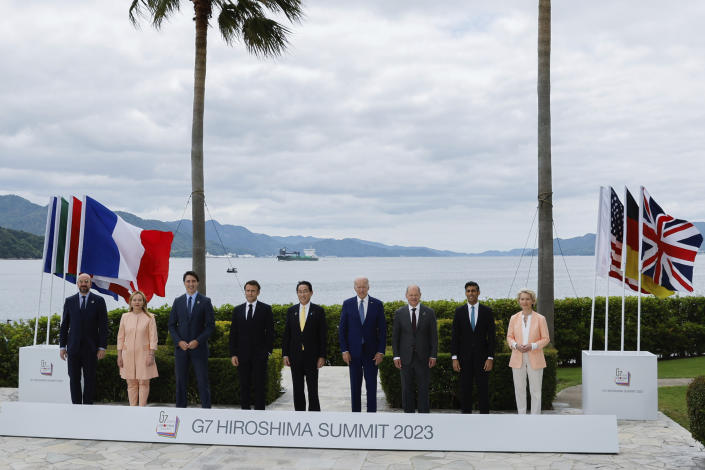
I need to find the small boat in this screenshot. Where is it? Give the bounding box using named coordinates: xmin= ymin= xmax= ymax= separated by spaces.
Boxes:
xmin=277 ymin=247 xmax=318 ymax=261
xmin=226 ymin=267 xmax=238 ymax=273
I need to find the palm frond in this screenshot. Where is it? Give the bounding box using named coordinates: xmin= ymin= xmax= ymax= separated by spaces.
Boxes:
xmin=128 ymin=0 xmax=182 ymax=29
xmin=257 ymin=0 xmax=304 ymax=23
xmin=241 ymin=16 xmax=290 ymax=57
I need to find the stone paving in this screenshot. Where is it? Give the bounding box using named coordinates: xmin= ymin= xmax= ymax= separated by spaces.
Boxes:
xmin=1 ymin=367 xmax=704 ymax=469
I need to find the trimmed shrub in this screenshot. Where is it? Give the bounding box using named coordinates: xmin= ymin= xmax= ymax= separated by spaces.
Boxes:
xmin=686 ymin=375 xmax=705 ymax=445
xmin=379 ymin=349 xmax=557 ymax=411
xmin=5 ymin=296 xmax=705 ymax=387
xmin=95 ymin=349 xmax=283 ymax=406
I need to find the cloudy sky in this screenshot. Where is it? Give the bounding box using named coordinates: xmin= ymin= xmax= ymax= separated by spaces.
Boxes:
xmin=2 ymin=1 xmax=704 ymax=252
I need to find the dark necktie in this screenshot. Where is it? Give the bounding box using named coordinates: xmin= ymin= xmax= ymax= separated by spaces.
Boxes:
xmin=412 ymin=307 xmax=417 ymax=333
xmin=471 ymin=305 xmax=476 ymax=331
xmin=247 ymin=303 xmax=253 ymax=321
xmin=187 ymin=296 xmax=193 ymax=317
xmin=80 ymin=296 xmax=86 ymax=310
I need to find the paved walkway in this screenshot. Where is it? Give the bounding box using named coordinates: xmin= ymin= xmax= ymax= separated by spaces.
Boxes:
xmin=1 ymin=368 xmax=704 ymax=469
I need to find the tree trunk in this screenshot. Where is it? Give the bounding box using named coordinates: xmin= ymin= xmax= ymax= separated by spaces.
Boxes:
xmin=191 ymin=1 xmax=210 ymax=294
xmin=537 ymin=0 xmax=554 ymax=341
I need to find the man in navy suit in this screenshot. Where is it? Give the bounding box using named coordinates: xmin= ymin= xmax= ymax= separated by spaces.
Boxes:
xmin=59 ymin=273 xmax=109 ymax=405
xmin=168 ymin=270 xmax=215 ymax=408
xmin=451 ymin=281 xmax=495 ymax=414
xmin=282 ymin=281 xmax=327 ymax=411
xmin=229 ymin=280 xmax=274 ymax=410
xmin=339 ymin=277 xmax=386 ymax=412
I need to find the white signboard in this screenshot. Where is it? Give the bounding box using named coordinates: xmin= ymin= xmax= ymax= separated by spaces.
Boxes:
xmin=0 ymin=402 xmax=619 ymax=453
xmin=18 ymin=345 xmax=71 ymax=404
xmin=582 ymin=350 xmax=657 ymax=420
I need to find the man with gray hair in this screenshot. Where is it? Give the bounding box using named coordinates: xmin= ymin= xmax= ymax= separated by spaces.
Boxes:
xmin=392 ymin=285 xmax=438 ymax=413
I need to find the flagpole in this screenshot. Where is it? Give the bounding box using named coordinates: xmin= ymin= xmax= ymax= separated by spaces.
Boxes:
xmin=56 ymin=196 xmax=73 ymax=346
xmin=620 ymin=186 xmax=628 ymax=352
xmin=620 ymin=272 xmax=626 ymax=351
xmin=604 ymin=276 xmax=609 ymax=351
xmin=46 ymin=195 xmax=62 ymax=345
xmin=589 ymin=187 xmax=606 ymax=352
xmin=637 ymin=186 xmax=644 ymax=352
xmin=34 ymin=197 xmax=55 ymax=346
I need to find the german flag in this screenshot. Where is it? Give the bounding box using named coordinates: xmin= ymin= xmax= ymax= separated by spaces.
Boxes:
xmin=624 ymin=188 xmax=674 ymax=298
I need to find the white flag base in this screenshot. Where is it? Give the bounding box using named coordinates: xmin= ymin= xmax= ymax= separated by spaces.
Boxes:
xmin=582 ymin=350 xmax=657 ymax=420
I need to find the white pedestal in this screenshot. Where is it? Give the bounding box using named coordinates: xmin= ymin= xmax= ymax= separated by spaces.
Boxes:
xmin=0 ymin=402 xmax=619 ymax=453
xmin=582 ymin=350 xmax=657 ymax=420
xmin=18 ymin=345 xmax=72 ymax=404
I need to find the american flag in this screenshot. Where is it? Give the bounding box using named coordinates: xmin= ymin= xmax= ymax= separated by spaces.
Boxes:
xmin=641 ymin=187 xmax=703 ymax=292
xmin=607 ymin=188 xmax=643 ymax=292
xmin=608 ymin=187 xmax=625 ymax=282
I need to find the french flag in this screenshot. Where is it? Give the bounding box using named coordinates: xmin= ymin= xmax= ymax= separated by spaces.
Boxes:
xmin=79 ymin=196 xmax=174 ymax=302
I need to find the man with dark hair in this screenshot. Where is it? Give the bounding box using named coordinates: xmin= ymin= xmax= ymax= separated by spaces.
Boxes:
xmin=451 ymin=281 xmax=495 ymax=413
xmin=282 ymin=280 xmax=327 ymax=411
xmin=59 ymin=273 xmax=109 ymax=404
xmin=229 ymin=280 xmax=274 ymax=410
xmin=168 ymin=270 xmax=215 ymax=408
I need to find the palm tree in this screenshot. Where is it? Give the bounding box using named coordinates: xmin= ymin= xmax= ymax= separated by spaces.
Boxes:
xmin=537 ymin=0 xmax=554 ymax=340
xmin=129 ymin=0 xmax=303 ymax=294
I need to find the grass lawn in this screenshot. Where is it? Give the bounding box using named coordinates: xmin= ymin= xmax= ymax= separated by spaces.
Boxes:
xmin=659 ymin=385 xmax=689 ymax=430
xmin=556 ymin=356 xmax=703 ymax=430
xmin=658 ymin=356 xmax=705 ymax=378
xmin=556 ymin=355 xmax=705 ymax=392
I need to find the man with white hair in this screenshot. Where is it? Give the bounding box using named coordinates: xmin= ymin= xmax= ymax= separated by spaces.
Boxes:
xmin=339 ymin=277 xmax=386 ymax=412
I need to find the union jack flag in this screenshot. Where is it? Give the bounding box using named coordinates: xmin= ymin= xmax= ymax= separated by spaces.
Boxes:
xmin=641 ymin=187 xmax=703 ymax=292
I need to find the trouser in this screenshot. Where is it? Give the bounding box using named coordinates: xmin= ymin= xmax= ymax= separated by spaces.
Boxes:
xmin=67 ymin=350 xmax=97 ymax=405
xmin=239 ymin=355 xmax=268 ymax=410
xmin=512 ymin=353 xmax=544 ymax=414
xmin=291 ymin=356 xmax=320 ymax=411
xmin=400 ymin=353 xmax=430 ymax=413
xmin=174 ymin=348 xmax=211 ymax=408
xmin=126 ymin=379 xmax=151 ymax=407
xmin=459 ymin=358 xmax=490 ymax=414
xmin=349 ymin=352 xmax=378 ymax=412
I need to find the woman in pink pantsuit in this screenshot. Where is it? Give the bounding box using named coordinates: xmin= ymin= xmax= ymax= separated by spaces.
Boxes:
xmin=506 ymin=289 xmax=550 ymax=414
xmin=117 ymin=291 xmax=158 ymax=406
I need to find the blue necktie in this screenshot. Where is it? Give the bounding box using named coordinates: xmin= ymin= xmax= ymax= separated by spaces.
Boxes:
xmin=80 ymin=296 xmax=86 ymax=310
xmin=470 ymin=305 xmax=476 ymax=331
xmin=187 ymin=296 xmax=193 ymax=317
xmin=359 ymin=300 xmax=365 ymax=344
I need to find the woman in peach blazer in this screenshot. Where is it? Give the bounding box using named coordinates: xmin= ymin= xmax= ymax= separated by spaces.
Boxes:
xmin=117 ymin=291 xmax=158 ymax=406
xmin=506 ymin=288 xmax=550 ymax=414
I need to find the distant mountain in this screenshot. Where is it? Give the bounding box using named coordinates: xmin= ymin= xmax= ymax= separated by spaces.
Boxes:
xmin=471 ymin=234 xmax=595 ymax=257
xmin=0 ymin=195 xmax=467 ymax=258
xmin=4 ymin=194 xmax=703 ymax=259
xmin=0 ymin=195 xmax=49 ymax=235
xmin=0 ymin=226 xmax=43 ymax=258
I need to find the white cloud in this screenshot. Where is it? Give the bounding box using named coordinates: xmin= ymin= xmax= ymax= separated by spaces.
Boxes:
xmin=1 ymin=1 xmax=704 ymax=252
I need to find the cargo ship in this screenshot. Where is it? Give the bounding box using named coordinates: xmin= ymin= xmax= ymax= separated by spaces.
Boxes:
xmin=276 ymin=247 xmax=319 ymax=261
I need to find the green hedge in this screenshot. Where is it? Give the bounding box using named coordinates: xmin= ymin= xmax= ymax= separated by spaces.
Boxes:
xmin=95 ymin=349 xmax=283 ymax=406
xmin=686 ymin=375 xmax=705 ymax=445
xmin=379 ymin=349 xmax=558 ymax=411
xmin=4 ymin=295 xmax=705 ymax=388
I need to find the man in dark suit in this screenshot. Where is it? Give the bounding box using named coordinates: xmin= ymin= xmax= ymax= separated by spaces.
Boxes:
xmin=59 ymin=273 xmax=109 ymax=405
xmin=229 ymin=280 xmax=274 ymax=410
xmin=451 ymin=281 xmax=496 ymax=414
xmin=282 ymin=280 xmax=327 ymax=411
xmin=168 ymin=270 xmax=215 ymax=408
xmin=339 ymin=277 xmax=386 ymax=412
xmin=392 ymin=285 xmax=438 ymax=413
